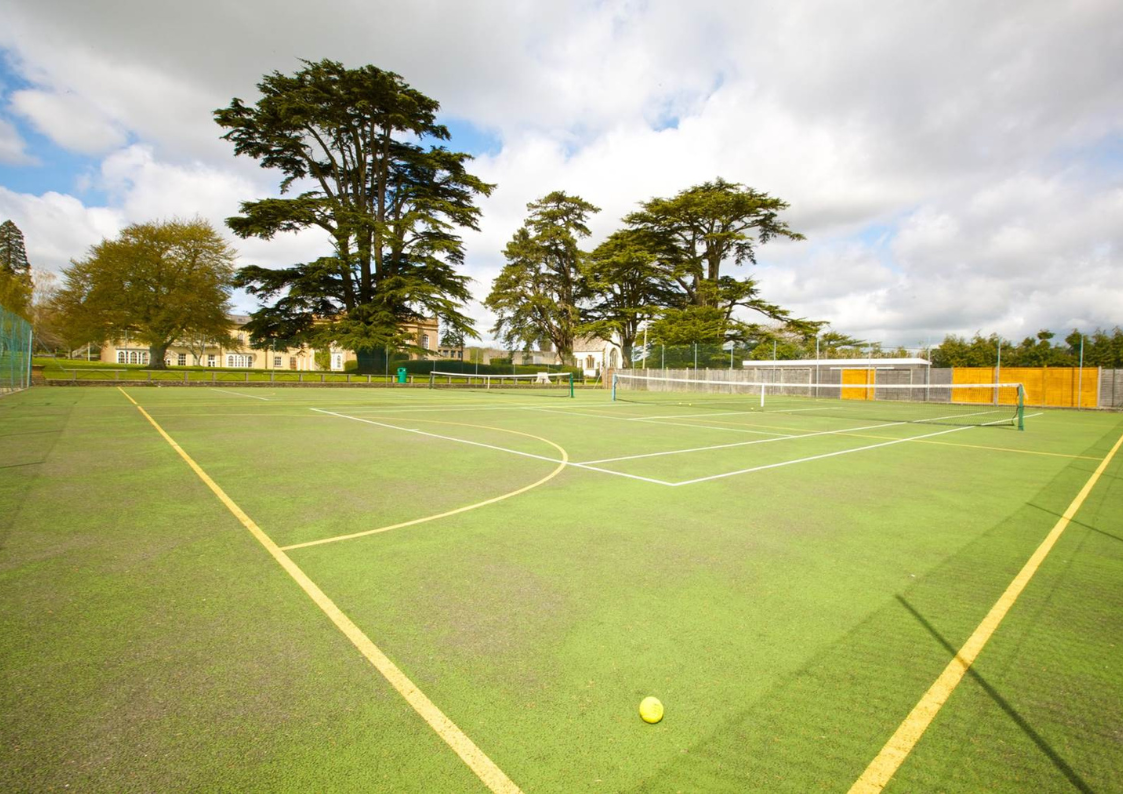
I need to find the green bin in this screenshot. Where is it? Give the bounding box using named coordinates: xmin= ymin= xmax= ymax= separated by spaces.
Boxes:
xmin=396 ymin=367 xmax=408 ymax=384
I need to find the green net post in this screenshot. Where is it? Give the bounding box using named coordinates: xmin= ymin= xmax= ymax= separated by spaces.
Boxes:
xmin=568 ymin=371 xmax=574 ymax=398
xmin=1017 ymin=384 xmax=1025 ymax=431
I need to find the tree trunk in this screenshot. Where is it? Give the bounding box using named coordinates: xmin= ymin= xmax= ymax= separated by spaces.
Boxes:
xmin=148 ymin=343 xmax=169 ymax=369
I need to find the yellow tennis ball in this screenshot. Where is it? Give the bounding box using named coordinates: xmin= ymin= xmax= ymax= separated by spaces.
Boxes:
xmin=639 ymin=696 xmax=664 ymax=724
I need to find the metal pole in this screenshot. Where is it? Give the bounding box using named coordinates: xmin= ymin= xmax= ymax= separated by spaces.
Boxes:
xmin=27 ymin=327 xmax=33 ymax=388
xmin=995 ymin=339 xmax=1001 ymax=405
xmin=693 ymin=342 xmax=697 ymax=372
xmin=642 ymin=324 xmax=648 ymax=370
xmin=1077 ymin=334 xmax=1084 ymax=408
xmin=730 ymin=343 xmax=734 ymax=370
xmin=815 ymin=336 xmax=820 ymax=397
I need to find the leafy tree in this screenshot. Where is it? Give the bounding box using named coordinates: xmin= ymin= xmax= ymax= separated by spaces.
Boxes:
xmin=623 ymin=178 xmax=809 ymax=341
xmin=0 ymin=219 xmax=33 ymax=317
xmin=486 ymin=191 xmax=600 ymax=364
xmin=54 ymin=219 xmax=236 ymax=368
xmin=216 ymin=59 xmax=493 ymax=372
xmin=579 ymin=229 xmax=675 ymax=368
xmin=438 ymin=318 xmax=465 ymax=348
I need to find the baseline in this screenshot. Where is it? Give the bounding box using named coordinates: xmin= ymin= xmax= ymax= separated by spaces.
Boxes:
xmin=211 ymin=388 xmax=271 ymax=401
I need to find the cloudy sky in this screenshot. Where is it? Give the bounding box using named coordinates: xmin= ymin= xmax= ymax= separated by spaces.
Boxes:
xmin=1 ymin=0 xmax=1120 ymax=348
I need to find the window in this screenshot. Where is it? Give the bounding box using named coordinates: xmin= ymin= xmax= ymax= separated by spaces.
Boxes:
xmin=227 ymin=354 xmax=253 ymax=368
xmin=289 ymin=356 xmax=297 ymax=370
xmin=177 ymin=353 xmax=186 ymax=366
xmin=331 ymin=352 xmax=343 ymax=371
xmin=117 ymin=351 xmax=126 ymax=364
xmin=274 ymin=355 xmax=282 ymax=368
xmin=421 ymin=334 xmax=429 ymax=350
xmin=207 ymin=355 xmax=216 ymax=367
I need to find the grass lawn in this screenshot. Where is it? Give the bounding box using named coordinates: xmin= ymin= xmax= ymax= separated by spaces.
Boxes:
xmin=2 ymin=384 xmax=1121 ymax=792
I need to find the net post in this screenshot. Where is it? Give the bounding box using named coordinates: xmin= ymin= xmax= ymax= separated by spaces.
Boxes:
xmin=568 ymin=371 xmax=574 ymax=398
xmin=1017 ymin=384 xmax=1025 ymax=431
xmin=611 ymin=372 xmax=617 ymax=402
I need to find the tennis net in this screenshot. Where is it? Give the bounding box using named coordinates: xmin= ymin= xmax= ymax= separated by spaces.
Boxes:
xmin=429 ymin=370 xmax=574 ymax=397
xmin=612 ymin=372 xmax=1025 ymax=429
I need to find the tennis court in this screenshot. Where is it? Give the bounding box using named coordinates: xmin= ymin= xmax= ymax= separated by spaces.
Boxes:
xmin=2 ymin=381 xmax=1121 ymax=792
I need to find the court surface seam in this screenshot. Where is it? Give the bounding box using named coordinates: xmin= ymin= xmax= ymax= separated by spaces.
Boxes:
xmin=117 ymin=388 xmax=521 ymax=794
xmin=848 ymin=427 xmax=1123 ymax=793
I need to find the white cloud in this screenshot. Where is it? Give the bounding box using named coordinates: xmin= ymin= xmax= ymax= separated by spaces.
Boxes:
xmin=0 ymin=116 xmax=35 ymax=164
xmin=0 ymin=0 xmax=1120 ymax=344
xmin=9 ymin=89 xmax=127 ymax=154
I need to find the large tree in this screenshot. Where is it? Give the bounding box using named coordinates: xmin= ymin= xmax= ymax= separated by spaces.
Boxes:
xmin=0 ymin=219 xmax=33 ymax=317
xmin=624 ymin=178 xmax=811 ymax=343
xmin=215 ymin=59 xmax=493 ymax=371
xmin=55 ymin=219 xmax=236 ymax=368
xmin=579 ymin=229 xmax=675 ymax=367
xmin=485 ymin=191 xmax=599 ymax=364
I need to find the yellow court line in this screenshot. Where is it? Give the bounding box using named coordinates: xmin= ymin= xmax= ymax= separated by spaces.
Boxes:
xmin=849 ymin=428 xmax=1123 ymax=793
xmin=116 ymin=388 xmax=520 ymax=794
xmin=283 ymin=418 xmax=569 ymax=550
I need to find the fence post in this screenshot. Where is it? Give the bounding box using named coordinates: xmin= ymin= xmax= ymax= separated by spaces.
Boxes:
xmin=184 ymin=371 xmax=188 ymax=383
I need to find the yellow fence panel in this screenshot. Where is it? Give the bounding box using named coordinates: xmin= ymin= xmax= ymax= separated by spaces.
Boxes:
xmin=950 ymin=368 xmax=998 ymax=404
xmin=952 ymin=367 xmax=1099 ymax=408
xmin=841 ymin=369 xmax=873 ymax=400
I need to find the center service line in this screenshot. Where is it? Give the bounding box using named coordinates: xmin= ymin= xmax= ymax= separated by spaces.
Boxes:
xmin=116 ymin=389 xmax=521 ymax=794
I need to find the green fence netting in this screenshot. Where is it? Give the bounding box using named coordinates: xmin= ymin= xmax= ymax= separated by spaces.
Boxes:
xmin=1 ymin=303 xmax=32 ymax=395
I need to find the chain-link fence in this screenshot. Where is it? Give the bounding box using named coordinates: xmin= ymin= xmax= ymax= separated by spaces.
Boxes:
xmin=1 ymin=303 xmax=33 ymax=395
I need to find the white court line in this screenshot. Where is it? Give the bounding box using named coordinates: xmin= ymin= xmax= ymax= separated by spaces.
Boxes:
xmin=626 ymin=409 xmax=760 ymax=421
xmin=672 ymin=416 xmax=1018 ymax=486
xmin=528 ymin=407 xmax=793 ymax=438
xmin=338 ymin=400 xmax=624 ymax=416
xmin=211 ymin=388 xmax=270 ymax=401
xmin=310 ymin=409 xmax=676 ymax=486
xmin=578 ymin=406 xmax=1021 ymax=466
xmin=578 ymin=418 xmax=911 ymax=465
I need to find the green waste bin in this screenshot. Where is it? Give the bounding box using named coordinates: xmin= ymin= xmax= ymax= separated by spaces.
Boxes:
xmin=396 ymin=367 xmax=408 ymax=384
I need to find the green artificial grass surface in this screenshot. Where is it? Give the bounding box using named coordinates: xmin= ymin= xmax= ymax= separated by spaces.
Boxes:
xmin=2 ymin=385 xmax=1121 ymax=792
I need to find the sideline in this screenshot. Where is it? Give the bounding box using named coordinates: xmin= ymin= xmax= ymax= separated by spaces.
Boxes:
xmin=848 ymin=428 xmax=1123 ymax=793
xmin=116 ymin=388 xmax=521 ymax=794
